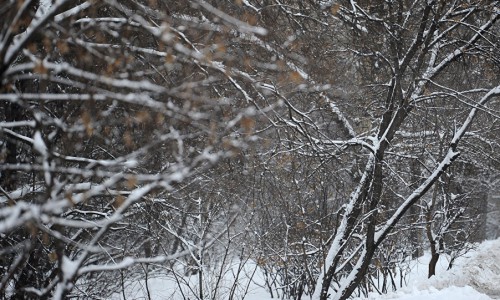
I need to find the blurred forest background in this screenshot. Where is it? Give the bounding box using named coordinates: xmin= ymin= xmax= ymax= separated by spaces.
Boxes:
xmin=1 ymin=1 xmax=499 ymax=299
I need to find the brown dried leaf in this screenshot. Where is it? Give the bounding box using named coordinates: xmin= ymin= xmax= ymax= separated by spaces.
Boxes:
xmin=81 ymin=111 xmax=93 ymax=136
xmin=56 ymin=40 xmax=69 ymax=54
xmin=42 ymin=232 xmax=50 ymax=246
xmin=33 ymin=61 xmax=47 ymax=75
xmin=113 ymin=195 xmax=125 ymax=209
xmin=126 ymin=176 xmax=137 ymax=189
xmin=331 ymin=4 xmax=341 ymax=15
xmin=135 ymin=110 xmax=150 ymax=123
xmin=289 ymin=71 xmax=304 ymax=83
xmin=123 ymin=131 xmax=134 ymax=148
xmin=48 ymin=251 xmax=58 ymax=262
xmin=241 ymin=116 xmax=255 ymax=135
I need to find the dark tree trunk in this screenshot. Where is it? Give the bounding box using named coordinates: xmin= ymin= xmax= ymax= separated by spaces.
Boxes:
xmin=1 ymin=102 xmax=22 ymax=191
xmin=428 ymin=252 xmax=440 ymax=278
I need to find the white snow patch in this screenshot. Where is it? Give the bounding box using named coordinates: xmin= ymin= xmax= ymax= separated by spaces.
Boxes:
xmin=110 ymin=260 xmax=270 ymax=300
xmin=33 ymin=131 xmax=47 ymax=156
xmin=356 ymin=285 xmax=491 ymax=300
xmin=108 ymin=239 xmax=500 ymax=300
xmin=61 ymin=256 xmax=80 ymax=279
xmin=355 ymin=238 xmax=500 ymax=300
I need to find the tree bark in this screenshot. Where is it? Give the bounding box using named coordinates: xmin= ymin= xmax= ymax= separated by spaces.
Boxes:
xmin=1 ymin=102 xmax=21 ymax=191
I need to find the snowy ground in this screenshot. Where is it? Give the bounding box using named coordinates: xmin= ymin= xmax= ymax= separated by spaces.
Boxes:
xmin=354 ymin=238 xmax=500 ymax=300
xmin=113 ymin=238 xmax=500 ymax=300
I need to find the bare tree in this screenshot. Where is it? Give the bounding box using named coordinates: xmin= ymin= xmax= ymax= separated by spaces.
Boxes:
xmin=234 ymin=1 xmax=500 ymax=299
xmin=0 ymin=1 xmax=271 ymax=298
xmin=293 ymin=1 xmax=499 ymax=299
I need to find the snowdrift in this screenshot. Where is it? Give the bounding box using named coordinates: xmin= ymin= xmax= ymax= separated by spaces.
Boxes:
xmin=355 ymin=238 xmax=500 ymax=300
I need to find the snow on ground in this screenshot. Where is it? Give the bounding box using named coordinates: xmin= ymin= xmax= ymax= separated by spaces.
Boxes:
xmin=112 ymin=238 xmax=500 ymax=299
xmin=355 ymin=286 xmax=491 ymax=300
xmin=111 ymin=259 xmax=273 ymax=300
xmin=355 ymin=238 xmax=500 ymax=300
